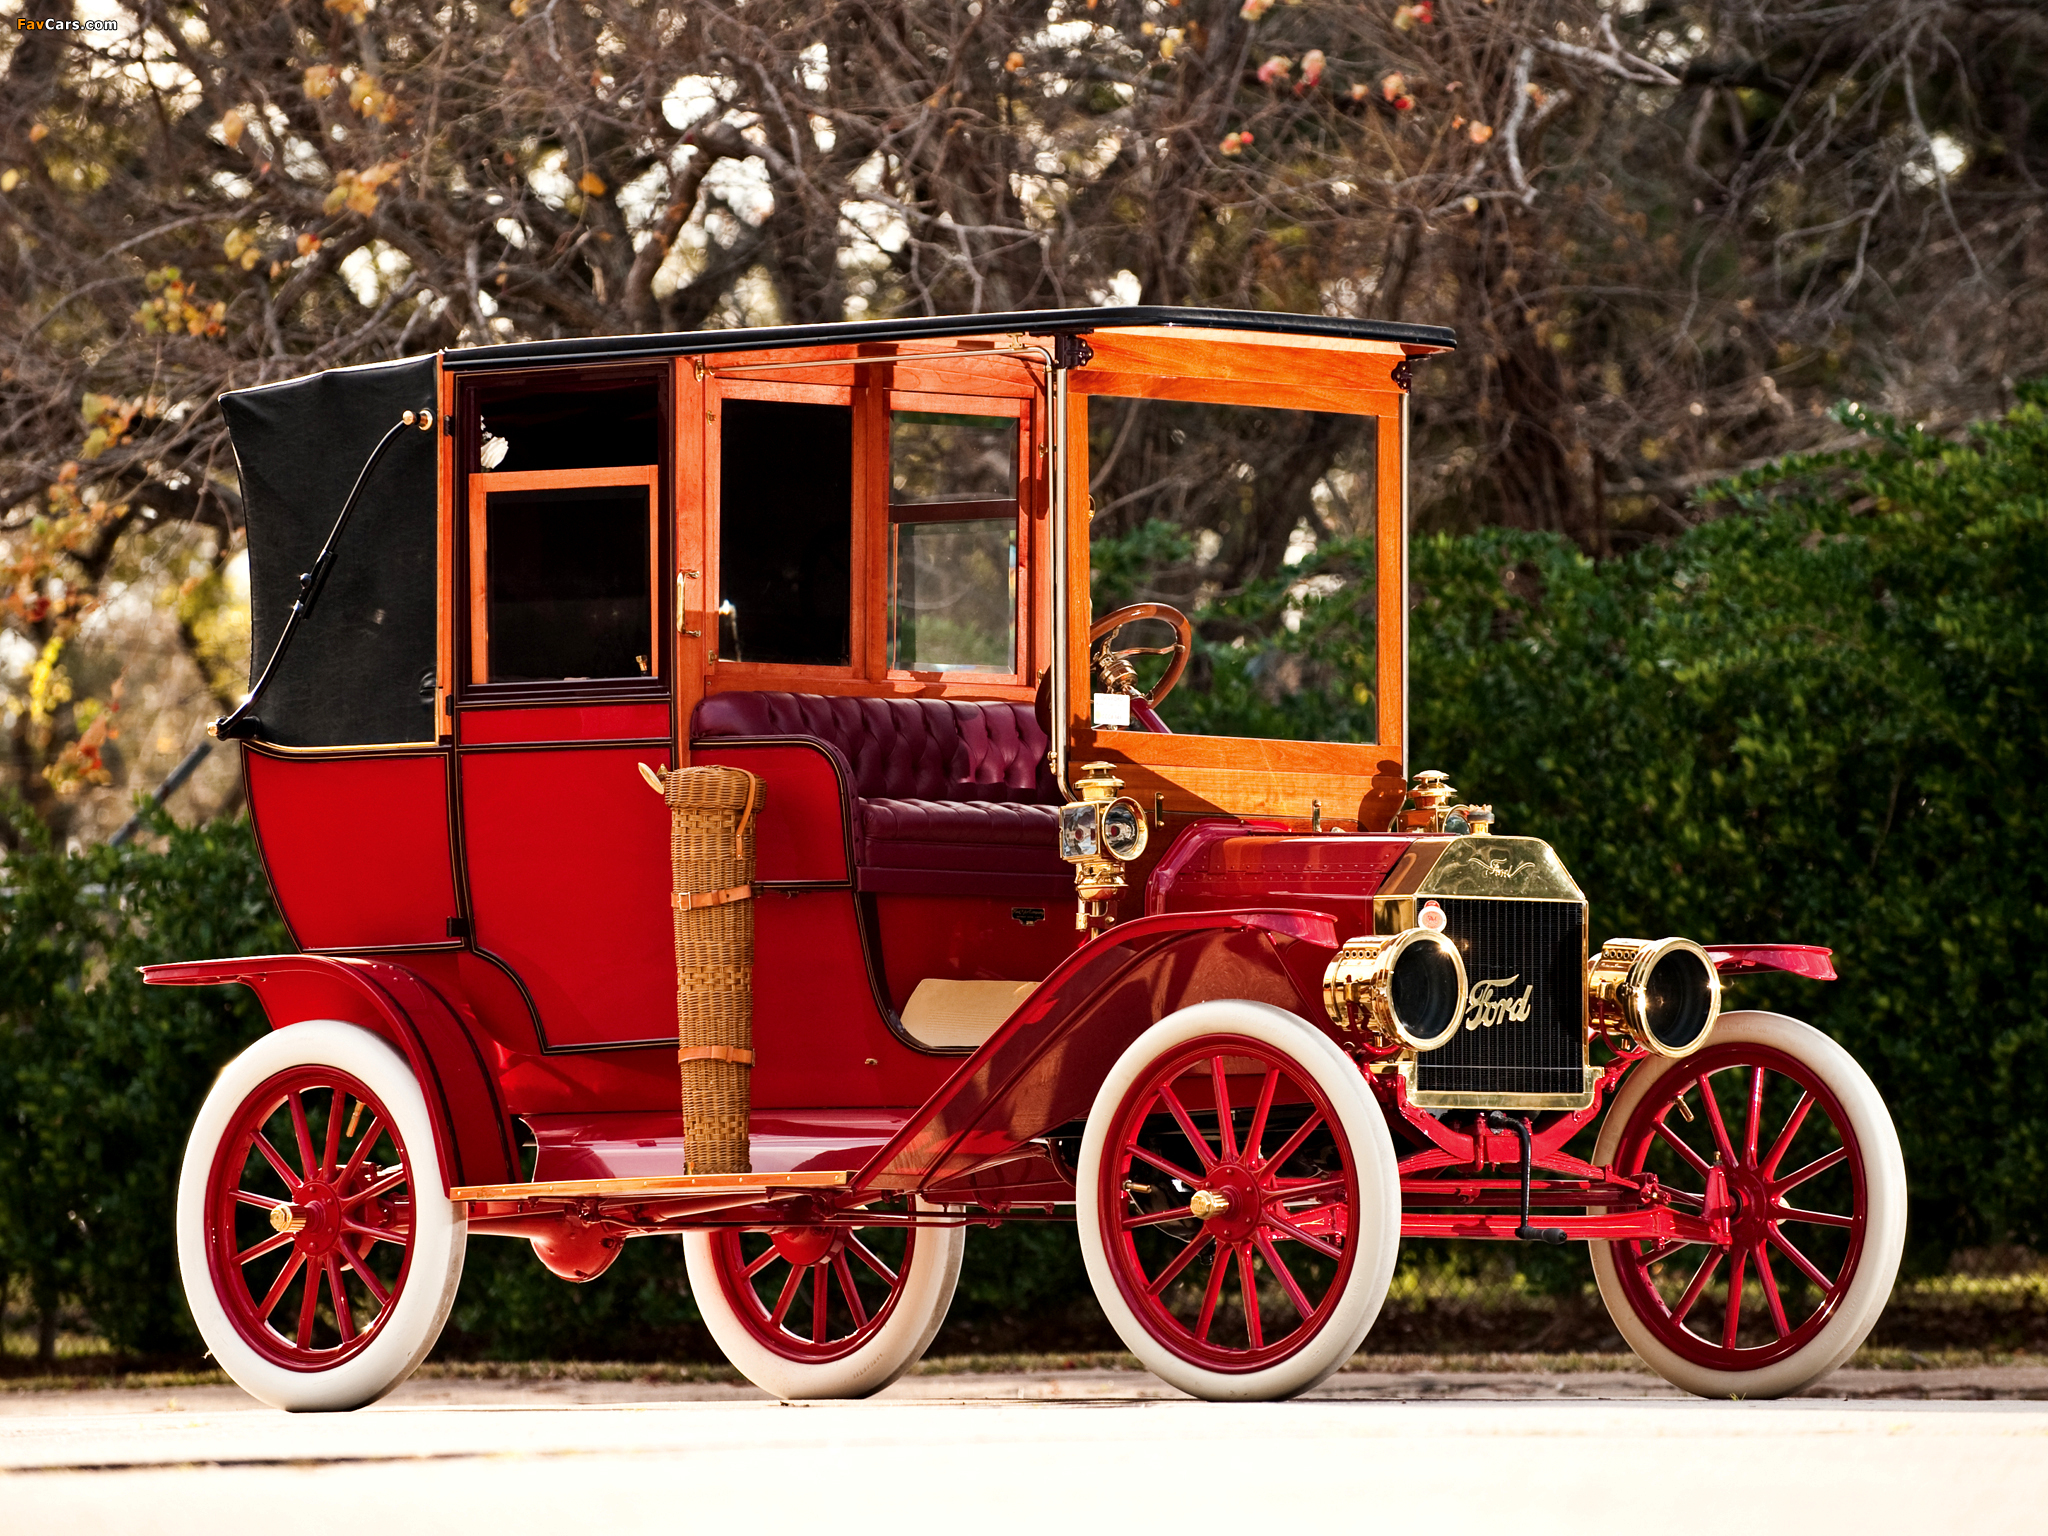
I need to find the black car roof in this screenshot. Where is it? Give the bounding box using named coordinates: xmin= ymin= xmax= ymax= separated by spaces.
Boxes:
xmin=440 ymin=305 xmax=1456 ymax=373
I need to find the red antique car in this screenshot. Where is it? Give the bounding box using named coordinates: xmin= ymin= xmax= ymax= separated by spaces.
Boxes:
xmin=152 ymin=309 xmax=1904 ymax=1410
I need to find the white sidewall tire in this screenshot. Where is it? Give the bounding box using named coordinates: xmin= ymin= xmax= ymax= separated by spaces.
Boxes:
xmin=1076 ymin=1000 xmax=1399 ymax=1402
xmin=177 ymin=1021 xmax=467 ymax=1412
xmin=1588 ymin=1010 xmax=1906 ymax=1399
xmin=683 ymin=1200 xmax=964 ymax=1400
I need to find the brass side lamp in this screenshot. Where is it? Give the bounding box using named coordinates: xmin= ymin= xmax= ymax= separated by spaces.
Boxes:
xmin=1059 ymin=762 xmax=1149 ymax=931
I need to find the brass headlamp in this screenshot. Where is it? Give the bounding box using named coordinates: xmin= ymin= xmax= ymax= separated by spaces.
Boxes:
xmin=1589 ymin=936 xmax=1722 ymax=1057
xmin=1060 ymin=762 xmax=1149 ymax=931
xmin=1322 ymin=928 xmax=1469 ymax=1052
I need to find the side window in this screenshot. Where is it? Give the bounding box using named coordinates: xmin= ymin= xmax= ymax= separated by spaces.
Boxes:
xmin=468 ymin=470 xmax=659 ymax=684
xmin=888 ymin=410 xmax=1019 ymax=675
xmin=718 ymin=399 xmax=854 ymax=667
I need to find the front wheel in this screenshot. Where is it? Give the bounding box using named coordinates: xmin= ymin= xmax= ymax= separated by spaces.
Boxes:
xmin=177 ymin=1021 xmax=467 ymax=1411
xmin=1077 ymin=1000 xmax=1400 ymax=1401
xmin=1590 ymin=1010 xmax=1906 ymax=1399
xmin=683 ymin=1200 xmax=963 ymax=1399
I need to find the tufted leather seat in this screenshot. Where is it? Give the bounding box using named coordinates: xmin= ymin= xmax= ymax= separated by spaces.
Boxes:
xmin=691 ymin=691 xmax=1068 ymax=898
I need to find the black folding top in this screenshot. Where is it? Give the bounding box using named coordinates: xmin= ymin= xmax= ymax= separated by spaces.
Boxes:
xmin=441 ymin=305 xmax=1456 ymax=372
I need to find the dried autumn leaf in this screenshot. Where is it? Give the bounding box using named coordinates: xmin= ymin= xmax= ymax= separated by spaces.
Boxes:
xmin=304 ymin=65 xmax=338 ymax=101
xmin=578 ymin=170 xmax=607 ymax=196
xmin=221 ymin=109 xmax=246 ymax=150
xmin=29 ymin=124 xmax=49 ymax=144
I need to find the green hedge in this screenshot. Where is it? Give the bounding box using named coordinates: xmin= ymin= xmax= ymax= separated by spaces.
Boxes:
xmin=4 ymin=388 xmax=2044 ymax=1359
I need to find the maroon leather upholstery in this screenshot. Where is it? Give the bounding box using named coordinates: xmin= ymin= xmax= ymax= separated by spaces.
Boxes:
xmin=691 ymin=691 xmax=1068 ymax=898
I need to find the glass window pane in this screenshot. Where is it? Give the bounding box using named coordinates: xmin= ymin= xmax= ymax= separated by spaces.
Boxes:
xmin=891 ymin=411 xmax=1016 ymax=505
xmin=719 ymin=399 xmax=853 ymax=666
xmin=484 ymin=485 xmax=651 ymax=683
xmin=1086 ymin=398 xmax=1381 ymax=742
xmin=890 ymin=517 xmax=1017 ymax=673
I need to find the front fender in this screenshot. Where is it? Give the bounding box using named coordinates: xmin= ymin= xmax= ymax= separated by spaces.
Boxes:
xmin=855 ymin=909 xmax=1341 ymax=1196
xmin=143 ymin=954 xmax=518 ymax=1191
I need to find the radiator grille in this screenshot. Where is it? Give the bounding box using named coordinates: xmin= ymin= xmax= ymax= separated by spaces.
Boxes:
xmin=1414 ymin=898 xmax=1585 ymax=1100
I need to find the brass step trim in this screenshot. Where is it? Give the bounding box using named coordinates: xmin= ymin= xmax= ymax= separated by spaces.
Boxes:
xmin=450 ymin=1169 xmax=852 ymax=1202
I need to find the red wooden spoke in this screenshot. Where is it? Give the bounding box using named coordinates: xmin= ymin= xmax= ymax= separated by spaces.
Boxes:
xmin=1255 ymin=1233 xmax=1314 ymax=1323
xmin=1699 ymin=1073 xmax=1739 ymax=1169
xmin=1157 ymin=1083 xmax=1218 ymax=1172
xmin=236 ymin=1230 xmax=295 ymax=1267
xmin=811 ymin=1260 xmax=829 ymax=1345
xmin=1264 ymin=1109 xmax=1327 ymax=1175
xmin=742 ymin=1245 xmax=779 ymax=1280
xmin=1245 ymin=1069 xmax=1280 ymax=1165
xmin=336 ymin=1115 xmax=383 ymax=1188
xmin=768 ymin=1263 xmax=804 ymax=1329
xmin=1653 ymin=1119 xmax=1715 ymax=1181
xmin=251 ymin=1131 xmax=302 ymax=1190
xmin=321 ymin=1088 xmax=343 ymax=1179
xmin=341 ymin=1166 xmax=409 ymax=1210
xmin=1237 ymin=1247 xmax=1264 ymax=1350
xmin=1264 ymin=1207 xmax=1344 ymax=1261
xmin=1194 ymin=1245 xmax=1228 ymax=1343
xmin=1721 ymin=1246 xmax=1749 ymax=1349
xmin=1754 ymin=1243 xmax=1790 ymax=1339
xmin=1123 ymin=1203 xmax=1197 ymax=1230
xmin=339 ymin=1240 xmax=391 ymax=1307
xmin=1129 ymin=1143 xmax=1204 ymax=1189
xmin=1775 ymin=1145 xmax=1849 ymax=1194
xmin=288 ymin=1092 xmax=317 ymax=1183
xmin=845 ymin=1234 xmax=899 ymax=1288
xmin=1775 ymin=1204 xmax=1854 ymax=1229
xmin=834 ymin=1254 xmax=868 ymax=1332
xmin=234 ymin=1189 xmax=284 ymax=1211
xmin=1637 ymin=1237 xmax=1690 ymax=1268
xmin=1767 ymin=1226 xmax=1837 ymax=1294
xmin=1211 ymin=1057 xmax=1238 ymax=1162
xmin=342 ymin=1219 xmax=407 ymax=1247
xmin=1145 ymin=1229 xmax=1214 ymax=1297
xmin=1760 ymin=1092 xmax=1814 ymax=1179
xmin=327 ymin=1256 xmax=356 ymax=1343
xmin=296 ymin=1263 xmax=320 ymax=1350
xmin=257 ymin=1250 xmax=307 ymax=1317
xmin=1669 ymin=1249 xmax=1722 ymax=1326
xmin=1745 ymin=1067 xmax=1766 ymax=1165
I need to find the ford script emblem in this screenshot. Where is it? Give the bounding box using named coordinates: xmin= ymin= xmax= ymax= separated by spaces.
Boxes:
xmin=1465 ymin=973 xmax=1535 ymax=1030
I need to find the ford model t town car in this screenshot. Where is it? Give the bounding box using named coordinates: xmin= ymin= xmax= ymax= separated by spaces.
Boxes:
xmin=149 ymin=308 xmax=1905 ymax=1409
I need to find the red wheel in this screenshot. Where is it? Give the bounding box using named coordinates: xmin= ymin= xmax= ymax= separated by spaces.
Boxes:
xmin=179 ymin=1022 xmax=466 ymax=1410
xmin=1077 ymin=1001 xmax=1398 ymax=1400
xmin=1591 ymin=1011 xmax=1905 ymax=1398
xmin=683 ymin=1201 xmax=963 ymax=1398
xmin=205 ymin=1066 xmax=416 ymax=1369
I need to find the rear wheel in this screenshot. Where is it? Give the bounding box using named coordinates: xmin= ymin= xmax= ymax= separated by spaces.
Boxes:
xmin=683 ymin=1199 xmax=963 ymax=1399
xmin=1077 ymin=1000 xmax=1399 ymax=1401
xmin=177 ymin=1021 xmax=466 ymax=1411
xmin=1590 ymin=1011 xmax=1905 ymax=1398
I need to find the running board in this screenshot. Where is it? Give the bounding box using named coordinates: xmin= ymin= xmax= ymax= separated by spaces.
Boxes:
xmin=449 ymin=1169 xmax=852 ymax=1203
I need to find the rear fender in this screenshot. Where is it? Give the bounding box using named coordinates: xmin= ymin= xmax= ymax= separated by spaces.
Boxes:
xmin=143 ymin=954 xmax=518 ymax=1191
xmin=855 ymin=910 xmax=1341 ymax=1196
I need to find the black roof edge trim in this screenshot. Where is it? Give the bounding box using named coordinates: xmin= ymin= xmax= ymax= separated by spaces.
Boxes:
xmin=440 ymin=305 xmax=1456 ymax=374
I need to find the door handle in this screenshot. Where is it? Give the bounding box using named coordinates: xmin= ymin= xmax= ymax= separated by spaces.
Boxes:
xmin=677 ymin=569 xmax=701 ymax=637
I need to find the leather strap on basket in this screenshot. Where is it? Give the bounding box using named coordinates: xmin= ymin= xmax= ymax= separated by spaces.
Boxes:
xmin=673 ymin=883 xmax=752 ymax=910
xmin=678 ymin=1044 xmax=755 ymax=1066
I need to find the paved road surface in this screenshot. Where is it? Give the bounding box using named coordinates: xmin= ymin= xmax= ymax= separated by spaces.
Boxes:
xmin=5 ymin=1369 xmax=2042 ymax=1533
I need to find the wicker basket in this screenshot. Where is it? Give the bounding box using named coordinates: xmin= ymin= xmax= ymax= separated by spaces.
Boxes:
xmin=651 ymin=762 xmax=761 ymax=1175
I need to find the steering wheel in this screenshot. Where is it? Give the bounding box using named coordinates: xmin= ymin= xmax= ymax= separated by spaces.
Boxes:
xmin=1090 ymin=602 xmax=1193 ymax=712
